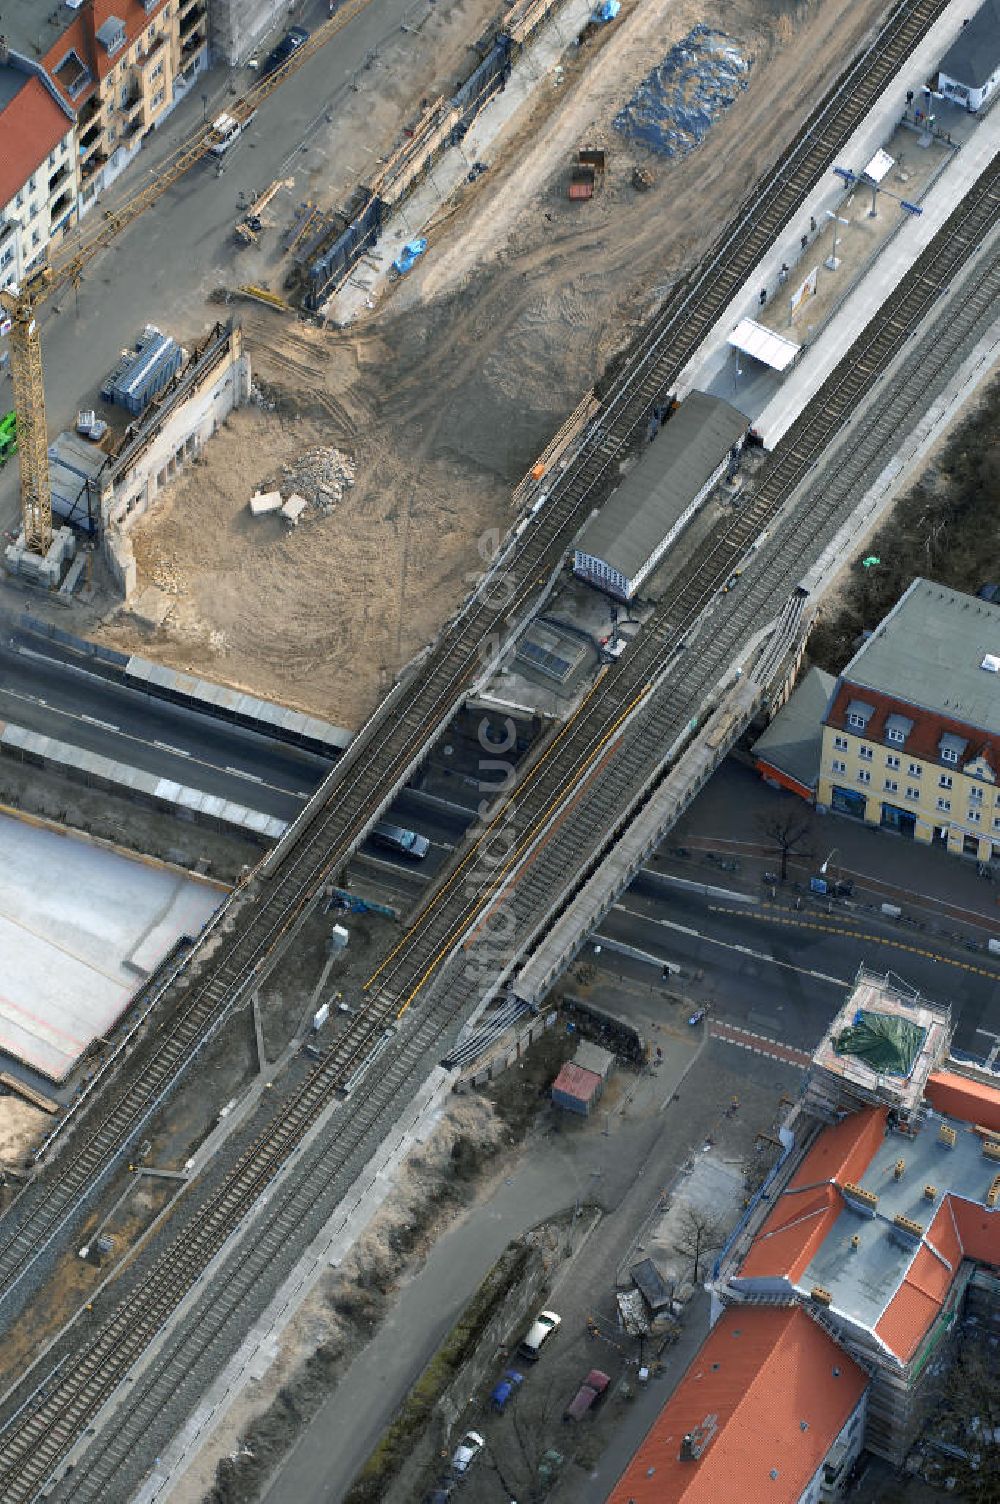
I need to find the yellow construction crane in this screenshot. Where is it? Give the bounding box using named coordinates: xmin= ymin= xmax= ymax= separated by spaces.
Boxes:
xmin=4 ymin=0 xmax=374 ymax=560
xmin=1 ymin=282 xmax=52 ymax=556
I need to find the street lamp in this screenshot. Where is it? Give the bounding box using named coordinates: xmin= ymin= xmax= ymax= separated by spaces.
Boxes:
xmin=824 ymin=209 xmax=849 ymax=271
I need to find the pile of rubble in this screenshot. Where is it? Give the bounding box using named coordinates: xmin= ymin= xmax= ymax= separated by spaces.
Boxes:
xmin=276 ymin=446 xmax=356 ymax=514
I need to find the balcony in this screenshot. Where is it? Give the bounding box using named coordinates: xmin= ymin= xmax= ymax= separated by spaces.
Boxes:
xmin=50 ymin=190 xmax=74 ymax=226
xmin=180 ymin=2 xmax=206 ymax=36
xmin=78 ymin=92 xmax=102 ymax=129
xmin=80 ymin=152 xmax=108 ymax=183
xmin=136 ymin=33 xmax=167 ymax=71
xmin=48 ymin=162 xmax=71 ymax=197
xmin=79 ymin=120 xmax=103 ymax=154
xmin=181 ymin=27 xmax=206 ymax=57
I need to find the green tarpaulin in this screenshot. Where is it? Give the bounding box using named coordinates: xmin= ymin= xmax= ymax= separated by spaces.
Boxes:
xmin=833 ymin=1010 xmax=925 ymax=1076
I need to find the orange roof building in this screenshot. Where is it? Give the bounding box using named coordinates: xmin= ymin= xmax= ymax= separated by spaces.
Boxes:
xmin=606 ymin=1307 xmax=868 ymax=1504
xmin=0 ymin=74 xmax=74 ymax=213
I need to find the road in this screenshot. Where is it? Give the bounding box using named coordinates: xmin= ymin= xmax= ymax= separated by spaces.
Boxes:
xmin=593 ymin=876 xmax=1000 ymax=1058
xmin=0 ymin=0 xmax=429 ymax=531
xmin=0 ymin=622 xmax=328 ymax=818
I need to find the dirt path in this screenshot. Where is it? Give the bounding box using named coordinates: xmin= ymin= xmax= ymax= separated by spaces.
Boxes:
xmin=97 ymin=0 xmax=890 ymax=729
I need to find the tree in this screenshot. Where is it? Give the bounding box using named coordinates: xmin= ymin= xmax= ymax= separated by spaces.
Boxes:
xmin=930 ymin=1336 xmax=1000 ymax=1501
xmin=756 ymin=810 xmax=814 ymax=882
xmin=670 ymin=1205 xmax=726 ymax=1286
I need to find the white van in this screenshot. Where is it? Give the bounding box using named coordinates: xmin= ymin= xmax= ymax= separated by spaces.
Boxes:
xmin=208 ymin=111 xmax=255 ymax=157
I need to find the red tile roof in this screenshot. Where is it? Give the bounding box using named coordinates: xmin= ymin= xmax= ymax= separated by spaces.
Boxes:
xmin=606 ymin=1307 xmax=867 ymax=1504
xmin=739 ymin=1108 xmax=887 ymax=1281
xmin=0 ymin=77 xmax=72 ymax=211
xmin=875 ymin=1195 xmax=999 ymax=1361
xmin=926 ymin=1071 xmax=1000 ymax=1133
xmin=825 ymin=681 xmax=999 ymax=774
xmin=43 ymin=0 xmax=172 ymax=108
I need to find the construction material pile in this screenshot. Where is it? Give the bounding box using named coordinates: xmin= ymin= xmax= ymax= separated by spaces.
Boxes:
xmin=276 ymin=446 xmax=356 ymax=515
xmin=615 ymin=25 xmax=750 ymax=158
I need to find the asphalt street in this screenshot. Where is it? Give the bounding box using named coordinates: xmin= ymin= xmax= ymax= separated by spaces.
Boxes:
xmin=594 ymin=875 xmax=1000 ymax=1059
xmin=0 ymin=623 xmax=331 ymax=818
xmin=0 ymin=0 xmax=434 ymax=530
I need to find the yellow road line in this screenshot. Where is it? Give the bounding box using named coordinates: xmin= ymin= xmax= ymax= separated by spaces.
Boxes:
xmin=707 ymin=905 xmax=999 ymax=980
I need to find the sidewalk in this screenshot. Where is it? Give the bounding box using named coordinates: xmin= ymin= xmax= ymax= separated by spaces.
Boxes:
xmin=659 ymin=758 xmax=1000 ymax=938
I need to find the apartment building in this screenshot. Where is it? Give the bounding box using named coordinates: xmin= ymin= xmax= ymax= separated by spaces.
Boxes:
xmin=712 ymin=967 xmax=999 ymax=1469
xmin=0 ymin=60 xmax=78 ymax=292
xmin=818 ymin=579 xmax=1000 ymax=863
xmin=0 ymin=0 xmax=209 ymax=232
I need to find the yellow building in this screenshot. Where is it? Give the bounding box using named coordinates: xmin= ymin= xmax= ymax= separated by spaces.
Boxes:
xmin=818 ymin=579 xmax=1000 ymax=864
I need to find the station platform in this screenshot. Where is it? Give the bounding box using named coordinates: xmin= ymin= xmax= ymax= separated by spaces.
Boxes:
xmin=675 ymin=0 xmax=994 ymax=446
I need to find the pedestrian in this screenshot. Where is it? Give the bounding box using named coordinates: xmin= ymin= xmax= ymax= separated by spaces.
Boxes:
xmin=778 ymin=262 xmax=789 ymax=285
xmin=800 ymin=233 xmax=808 ymax=252
xmin=810 ymin=214 xmax=816 ymax=233
xmin=759 ymin=287 xmax=767 ymax=306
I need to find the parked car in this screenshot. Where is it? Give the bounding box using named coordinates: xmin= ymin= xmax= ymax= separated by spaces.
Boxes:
xmin=450 ymin=1430 xmax=485 ymax=1474
xmin=564 ymin=1368 xmax=610 ymax=1421
xmin=371 ymin=820 xmax=430 ymax=859
xmin=977 ymin=583 xmax=1000 ymax=604
xmin=262 ymin=25 xmax=309 ymax=75
xmin=517 ymin=1309 xmax=561 ymax=1362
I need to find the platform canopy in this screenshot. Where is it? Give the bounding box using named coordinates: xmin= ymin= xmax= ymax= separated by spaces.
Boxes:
xmin=727 ymin=317 xmax=801 ymax=373
xmin=863 ymin=147 xmax=894 ymax=184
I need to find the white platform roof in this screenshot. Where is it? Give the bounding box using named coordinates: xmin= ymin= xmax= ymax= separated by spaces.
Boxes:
xmin=864 ymin=148 xmax=894 ymax=184
xmin=727 ymin=318 xmax=801 ymax=373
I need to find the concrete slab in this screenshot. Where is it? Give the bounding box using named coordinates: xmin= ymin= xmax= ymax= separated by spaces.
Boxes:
xmin=0 ymin=814 xmax=221 ymax=1081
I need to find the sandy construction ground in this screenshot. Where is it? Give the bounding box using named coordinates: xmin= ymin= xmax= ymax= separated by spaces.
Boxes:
xmin=98 ymin=0 xmax=890 ymax=729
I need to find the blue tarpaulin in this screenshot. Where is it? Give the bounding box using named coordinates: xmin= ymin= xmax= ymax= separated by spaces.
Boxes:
xmin=615 ymin=25 xmax=750 ymax=158
xmin=393 ymin=237 xmax=428 ymax=275
xmin=592 ymin=0 xmax=620 ymax=20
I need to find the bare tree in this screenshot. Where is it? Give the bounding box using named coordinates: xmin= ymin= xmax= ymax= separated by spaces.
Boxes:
xmin=670 ymin=1205 xmax=726 ymax=1286
xmin=756 ymin=810 xmax=814 ymax=882
xmin=931 ymin=1338 xmax=1000 ymax=1501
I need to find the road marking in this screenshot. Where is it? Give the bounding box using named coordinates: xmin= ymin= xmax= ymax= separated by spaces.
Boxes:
xmin=154 ymin=741 xmax=190 ymax=757
xmin=78 ymin=715 xmax=119 ymax=732
xmin=710 ymin=1019 xmax=811 ymax=1069
xmin=228 ymin=767 xmax=263 ymax=783
xmin=612 ymin=904 xmax=847 ymax=987
xmin=707 ymin=905 xmax=1000 ymax=980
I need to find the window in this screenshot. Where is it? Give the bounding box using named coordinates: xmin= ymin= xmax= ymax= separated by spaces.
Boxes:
xmin=107 ymin=125 xmax=117 ymax=144
xmin=14 ymin=192 xmax=22 ymax=209
xmin=151 ymin=87 xmax=165 ymax=109
xmin=905 ymin=786 xmax=920 ymax=802
xmin=937 ymin=797 xmax=951 ymax=813
xmin=48 ymin=151 xmax=56 ymax=168
xmin=831 ymin=759 xmax=847 ymax=775
xmin=859 ymin=746 xmax=873 ymax=761
xmin=886 ymin=754 xmax=900 ymax=770
xmin=969 ymin=786 xmax=983 ymax=804
xmin=887 ymin=727 xmax=905 ymax=744
xmin=994 ymin=815 xmax=1000 ymax=830
xmin=908 ymin=762 xmax=921 ymax=777
xmin=939 ymin=774 xmax=953 ymax=790
xmin=884 ymin=779 xmax=898 ymax=793
xmin=848 ymin=713 xmax=866 ymax=730
xmin=151 ymin=60 xmax=164 ymax=81
xmin=0 ymin=246 xmax=13 ymax=269
xmin=120 ymin=83 xmax=129 ymax=106
xmin=942 ymin=747 xmax=959 ymax=764
xmin=858 ymin=770 xmax=871 ymax=785
xmin=834 ymin=735 xmax=849 ymax=751
xmin=969 ymin=810 xmax=982 ymax=824
xmin=31 ymin=228 xmax=40 ymax=247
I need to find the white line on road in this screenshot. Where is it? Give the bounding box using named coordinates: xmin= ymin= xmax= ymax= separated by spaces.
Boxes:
xmin=154 ymin=741 xmax=191 ymax=757
xmin=78 ymin=715 xmax=119 ymax=732
xmin=612 ymin=904 xmax=848 ymax=988
xmin=228 ymin=767 xmax=263 ymax=783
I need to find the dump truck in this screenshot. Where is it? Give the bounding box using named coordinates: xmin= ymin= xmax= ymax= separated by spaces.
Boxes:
xmin=568 ymin=148 xmax=606 ymax=201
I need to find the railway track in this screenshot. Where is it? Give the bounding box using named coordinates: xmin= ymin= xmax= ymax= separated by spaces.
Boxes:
xmin=0 ymin=0 xmax=955 ymax=1325
xmin=6 ymin=133 xmax=1000 ymax=1504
